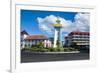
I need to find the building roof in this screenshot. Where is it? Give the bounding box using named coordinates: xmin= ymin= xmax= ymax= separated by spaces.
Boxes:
xmin=21 ymin=30 xmax=29 ymax=35
xmin=68 ymin=31 xmax=89 ymax=36
xmin=25 ymin=35 xmax=48 ymax=40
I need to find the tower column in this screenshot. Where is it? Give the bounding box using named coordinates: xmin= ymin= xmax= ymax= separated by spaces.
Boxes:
xmin=53 ymin=17 xmax=62 ymax=48
xmin=53 ymin=29 xmax=58 ymax=48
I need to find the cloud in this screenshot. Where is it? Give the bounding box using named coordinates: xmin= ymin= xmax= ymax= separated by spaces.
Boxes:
xmin=37 ymin=15 xmax=56 ymax=35
xmin=74 ymin=13 xmax=90 ymax=32
xmin=37 ymin=13 xmax=90 ymax=37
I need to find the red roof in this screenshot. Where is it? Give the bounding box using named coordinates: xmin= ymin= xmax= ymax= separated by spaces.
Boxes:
xmin=69 ymin=31 xmax=89 ymax=36
xmin=25 ymin=35 xmax=48 ymax=40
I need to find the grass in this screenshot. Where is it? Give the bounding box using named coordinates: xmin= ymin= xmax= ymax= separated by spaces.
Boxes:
xmin=22 ymin=47 xmax=79 ymax=52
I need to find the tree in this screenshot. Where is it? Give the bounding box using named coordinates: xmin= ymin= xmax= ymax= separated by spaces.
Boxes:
xmin=37 ymin=41 xmax=44 ymax=48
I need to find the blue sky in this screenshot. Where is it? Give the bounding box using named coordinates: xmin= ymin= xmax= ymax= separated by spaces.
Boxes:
xmin=21 ymin=9 xmax=89 ymax=40
xmin=21 ymin=10 xmax=77 ymax=34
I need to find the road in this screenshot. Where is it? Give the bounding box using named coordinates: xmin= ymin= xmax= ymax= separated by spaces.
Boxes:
xmin=21 ymin=51 xmax=89 ymax=63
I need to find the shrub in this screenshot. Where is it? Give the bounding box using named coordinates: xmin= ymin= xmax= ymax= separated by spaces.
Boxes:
xmin=31 ymin=44 xmax=37 ymax=48
xmin=40 ymin=48 xmax=48 ymax=52
xmin=64 ymin=48 xmax=68 ymax=52
xmin=37 ymin=42 xmax=44 ymax=48
xmin=69 ymin=48 xmax=74 ymax=51
xmin=49 ymin=48 xmax=55 ymax=52
xmin=54 ymin=48 xmax=61 ymax=52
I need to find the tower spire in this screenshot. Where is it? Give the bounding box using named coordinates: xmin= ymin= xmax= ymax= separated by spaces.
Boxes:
xmin=56 ymin=16 xmax=61 ymax=24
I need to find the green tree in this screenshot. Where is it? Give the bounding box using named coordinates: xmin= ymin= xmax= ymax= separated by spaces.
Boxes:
xmin=37 ymin=41 xmax=44 ymax=48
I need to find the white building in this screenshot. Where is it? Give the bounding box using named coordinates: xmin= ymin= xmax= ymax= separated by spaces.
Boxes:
xmin=21 ymin=30 xmax=52 ymax=49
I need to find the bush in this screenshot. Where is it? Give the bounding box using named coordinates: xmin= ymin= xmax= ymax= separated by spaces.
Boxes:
xmin=27 ymin=47 xmax=49 ymax=52
xmin=69 ymin=48 xmax=75 ymax=51
xmin=64 ymin=48 xmax=68 ymax=52
xmin=31 ymin=44 xmax=38 ymax=48
xmin=49 ymin=48 xmax=55 ymax=52
xmin=37 ymin=42 xmax=44 ymax=48
xmin=22 ymin=47 xmax=79 ymax=52
xmin=40 ymin=48 xmax=48 ymax=52
xmin=63 ymin=47 xmax=78 ymax=52
xmin=54 ymin=48 xmax=61 ymax=52
xmin=64 ymin=48 xmax=71 ymax=52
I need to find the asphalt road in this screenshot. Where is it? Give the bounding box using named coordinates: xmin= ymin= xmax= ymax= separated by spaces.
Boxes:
xmin=21 ymin=51 xmax=89 ymax=63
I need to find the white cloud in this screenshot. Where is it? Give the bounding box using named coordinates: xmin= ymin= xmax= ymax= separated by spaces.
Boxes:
xmin=37 ymin=15 xmax=55 ymax=35
xmin=74 ymin=13 xmax=90 ymax=32
xmin=37 ymin=13 xmax=90 ymax=36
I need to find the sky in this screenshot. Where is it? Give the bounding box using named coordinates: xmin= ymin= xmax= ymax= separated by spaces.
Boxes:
xmin=21 ymin=9 xmax=90 ymax=40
